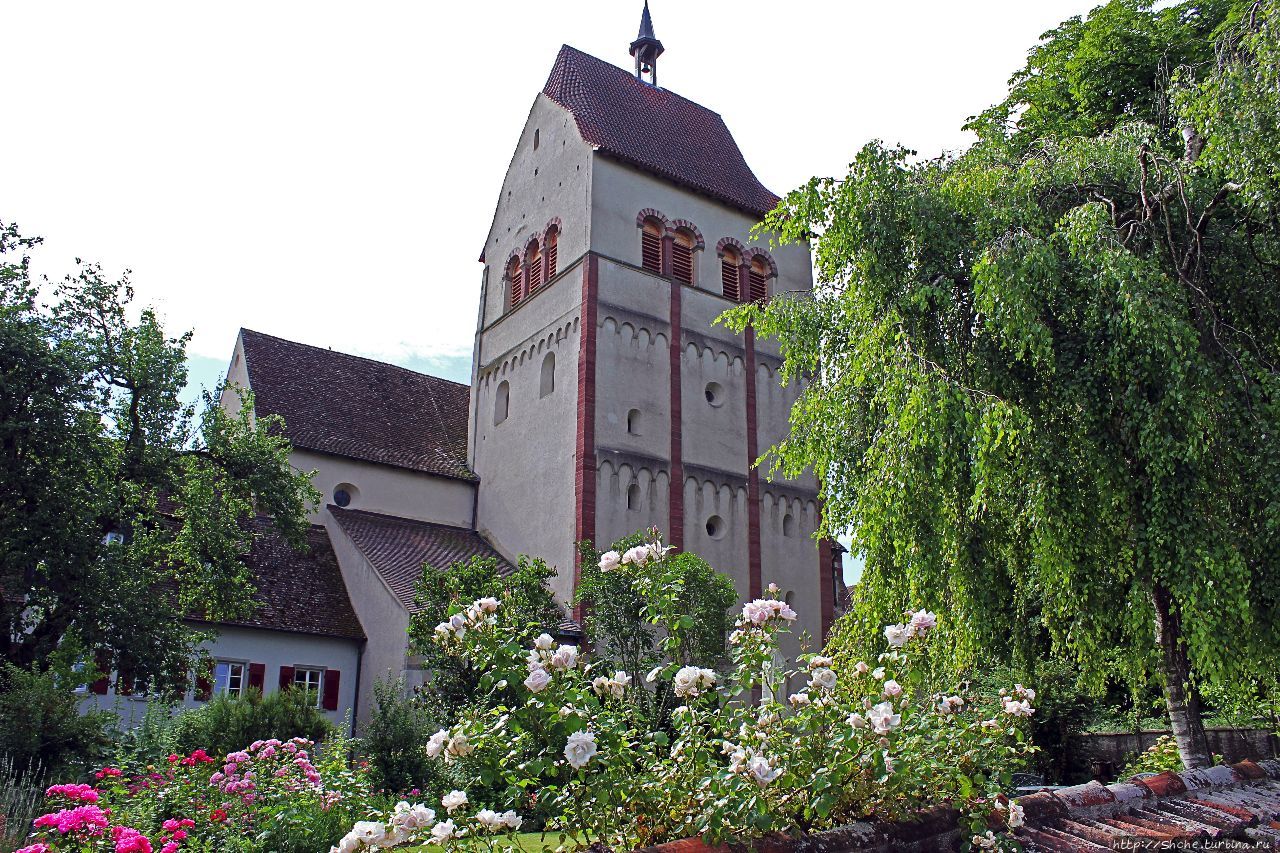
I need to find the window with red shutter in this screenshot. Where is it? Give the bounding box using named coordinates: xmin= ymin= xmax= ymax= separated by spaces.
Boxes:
xmin=526 ymin=241 xmax=542 ymax=293
xmin=508 ymin=258 xmax=523 ymax=307
xmin=278 ymin=665 xmax=295 ymax=691
xmin=545 ymin=228 xmax=558 ymax=279
xmin=248 ymin=662 xmax=266 ymax=694
xmin=721 ymin=249 xmax=742 ymax=301
xmin=641 ymin=220 xmax=663 ymax=273
xmin=321 ymin=669 xmax=341 ymax=712
xmin=749 ymin=270 xmax=768 ymax=302
xmin=672 ymin=232 xmax=694 ymax=285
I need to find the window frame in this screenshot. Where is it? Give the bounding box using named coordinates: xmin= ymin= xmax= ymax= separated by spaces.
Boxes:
xmin=213 ymin=660 xmax=246 ymax=698
xmin=293 ymin=666 xmax=325 ymax=707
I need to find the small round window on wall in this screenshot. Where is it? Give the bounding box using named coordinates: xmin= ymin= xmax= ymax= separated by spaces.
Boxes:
xmin=705 ymin=514 xmax=726 ymax=539
xmin=333 ymin=484 xmax=358 ymax=508
xmin=705 ymin=382 xmax=725 ymax=407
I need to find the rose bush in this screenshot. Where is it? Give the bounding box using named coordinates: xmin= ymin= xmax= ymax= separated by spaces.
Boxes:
xmin=12 ymin=735 xmax=384 ymax=853
xmin=332 ymin=533 xmax=1036 ymax=852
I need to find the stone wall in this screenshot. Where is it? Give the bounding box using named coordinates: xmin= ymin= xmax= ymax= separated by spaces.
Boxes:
xmin=1065 ymin=727 xmax=1279 ymax=783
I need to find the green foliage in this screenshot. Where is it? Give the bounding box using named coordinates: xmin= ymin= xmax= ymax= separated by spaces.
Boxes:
xmin=361 ymin=676 xmax=440 ymax=794
xmin=0 ymin=220 xmax=319 ymax=691
xmin=167 ymin=688 xmax=334 ymax=758
xmin=0 ymin=753 xmax=49 ymax=852
xmin=724 ymin=0 xmax=1280 ymax=768
xmin=407 ymin=555 xmax=565 ymax=726
xmin=1118 ymin=734 xmax=1221 ymax=777
xmin=0 ymin=663 xmax=114 ymax=779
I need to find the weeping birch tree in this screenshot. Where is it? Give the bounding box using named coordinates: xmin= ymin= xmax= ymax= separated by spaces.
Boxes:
xmin=726 ymin=0 xmax=1280 ymax=768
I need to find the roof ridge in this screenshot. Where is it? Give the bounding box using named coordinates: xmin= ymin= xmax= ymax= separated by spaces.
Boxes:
xmin=239 ymin=327 xmax=471 ymax=390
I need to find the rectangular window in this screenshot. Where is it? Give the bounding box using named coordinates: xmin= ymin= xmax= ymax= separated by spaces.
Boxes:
xmin=213 ymin=661 xmax=245 ymax=697
xmin=293 ymin=667 xmax=324 ymax=705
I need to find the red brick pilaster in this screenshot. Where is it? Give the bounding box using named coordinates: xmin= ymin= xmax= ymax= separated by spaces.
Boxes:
xmin=668 ymin=278 xmax=684 ymax=550
xmin=744 ymin=324 xmax=762 ymax=600
xmin=660 ymin=234 xmax=674 ymax=278
xmin=573 ymin=254 xmax=600 ymax=620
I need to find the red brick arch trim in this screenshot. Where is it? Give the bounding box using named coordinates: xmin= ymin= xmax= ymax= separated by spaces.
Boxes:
xmin=544 ymin=217 xmax=562 ymax=239
xmin=716 ymin=236 xmax=747 ymax=257
xmin=504 ymin=250 xmax=522 ymax=274
xmin=670 ymin=219 xmax=705 ymax=250
xmin=745 ymin=247 xmax=779 ymax=278
xmin=636 ymin=208 xmax=671 ymax=233
xmin=524 ymin=233 xmax=542 ymax=254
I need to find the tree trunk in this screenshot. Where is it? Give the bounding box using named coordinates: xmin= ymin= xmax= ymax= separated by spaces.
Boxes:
xmin=1152 ymin=582 xmax=1212 ymax=769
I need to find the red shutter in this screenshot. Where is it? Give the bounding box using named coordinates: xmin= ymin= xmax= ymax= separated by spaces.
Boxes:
xmin=641 ymin=230 xmax=662 ymax=273
xmin=721 ymin=259 xmax=740 ymax=301
xmin=672 ymin=243 xmax=693 ymax=285
xmin=546 ymin=234 xmax=558 ymax=278
xmin=89 ymin=651 xmax=110 ymax=695
xmin=278 ymin=666 xmax=295 ymax=691
xmin=194 ymin=662 xmax=212 ymax=701
xmin=247 ymin=662 xmax=265 ymax=693
xmin=321 ymin=669 xmax=340 ymax=712
xmin=527 ymin=255 xmax=542 ymax=293
xmin=749 ymin=269 xmax=768 ymax=302
xmin=510 ymin=268 xmax=523 ymax=306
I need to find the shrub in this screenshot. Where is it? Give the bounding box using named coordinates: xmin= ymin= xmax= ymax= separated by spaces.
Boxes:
xmin=0 ymin=664 xmax=115 ymax=780
xmin=167 ymin=688 xmax=333 ymax=757
xmin=361 ymin=677 xmax=439 ymax=794
xmin=331 ymin=533 xmax=1037 ymax=853
xmin=1 ymin=754 xmax=48 ymax=852
xmin=1119 ymin=735 xmax=1222 ymax=779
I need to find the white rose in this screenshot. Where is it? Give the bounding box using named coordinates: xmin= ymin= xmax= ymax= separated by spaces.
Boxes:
xmin=1008 ymin=801 xmax=1025 ymax=828
xmin=645 ymin=666 xmax=662 ymax=683
xmin=407 ymin=804 xmax=436 ymax=828
xmin=550 ymin=644 xmax=578 ymax=670
xmin=441 ymin=790 xmax=468 ymax=813
xmin=475 ymin=809 xmax=504 ymax=831
xmin=854 ymin=661 xmax=870 ymax=675
xmin=524 ymin=667 xmax=552 ymax=693
xmin=334 ymin=833 xmax=361 ymax=853
xmin=426 ymin=729 xmax=449 ymax=758
xmin=882 ymin=679 xmax=903 ymax=697
xmin=777 ymin=603 xmax=798 ymax=622
xmin=501 ymin=810 xmax=522 ymax=830
xmin=884 ymin=623 xmax=911 ymax=647
xmin=908 ymin=609 xmax=937 ymax=633
xmin=741 ymin=599 xmax=773 ymax=625
xmin=1002 ymin=698 xmax=1034 ymax=717
xmin=808 ymin=656 xmax=834 ymax=670
xmin=564 ymin=729 xmax=598 ymax=769
xmin=673 ymin=665 xmax=702 ymax=697
xmin=351 ymin=821 xmax=387 ymax=845
xmin=591 ymin=675 xmax=611 ymax=696
xmin=534 ymin=633 xmax=555 ymax=650
xmin=746 ymin=755 xmax=781 ymax=787
xmin=808 ymin=667 xmax=837 ymax=691
xmin=871 ymin=667 xmax=886 ymax=680
xmin=446 ymin=734 xmax=473 ymax=758
xmin=621 ymin=545 xmax=649 ymax=567
xmin=847 ymin=712 xmax=867 ymax=729
xmin=788 ymin=692 xmax=811 ymax=707
xmin=869 ymin=700 xmax=901 ymax=734
xmin=938 ymin=695 xmax=964 ymax=714
xmin=476 ymin=597 xmax=500 ymax=613
xmin=598 ymin=550 xmax=621 ymax=572
xmin=431 ymin=819 xmax=457 ymax=842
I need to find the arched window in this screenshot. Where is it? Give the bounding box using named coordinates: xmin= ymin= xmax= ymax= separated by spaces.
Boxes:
xmin=540 ymin=352 xmax=555 ymax=398
xmin=627 ymin=483 xmax=641 ymax=511
xmin=545 ymin=227 xmax=558 ymax=279
xmin=641 ymin=218 xmax=663 ymax=273
xmin=507 ymin=257 xmax=524 ymax=307
xmin=626 ymin=408 xmax=641 ymax=435
xmin=494 ymin=381 xmax=510 ymax=425
xmin=526 ymin=240 xmax=543 ymax=294
xmin=748 ymin=256 xmax=770 ymax=302
xmin=672 ymin=230 xmax=695 ymax=285
xmin=782 ymin=512 xmax=795 ymax=537
xmin=720 ymin=246 xmax=742 ymax=301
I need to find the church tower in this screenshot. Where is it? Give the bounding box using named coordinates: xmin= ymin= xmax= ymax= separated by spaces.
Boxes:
xmin=470 ymin=7 xmax=840 ymax=645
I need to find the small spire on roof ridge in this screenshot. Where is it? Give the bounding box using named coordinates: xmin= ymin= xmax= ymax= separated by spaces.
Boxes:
xmin=629 ymin=0 xmax=665 ymax=87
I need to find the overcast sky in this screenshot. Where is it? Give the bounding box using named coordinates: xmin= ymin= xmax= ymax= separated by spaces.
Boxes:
xmin=3 ymin=0 xmax=1101 ymax=394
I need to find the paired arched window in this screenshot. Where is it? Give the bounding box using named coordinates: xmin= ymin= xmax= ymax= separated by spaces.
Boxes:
xmin=720 ymin=246 xmax=742 ymax=301
xmin=503 ymin=221 xmax=562 ymax=311
xmin=749 ymin=256 xmax=769 ymax=302
xmin=671 ymin=229 xmax=696 ymax=285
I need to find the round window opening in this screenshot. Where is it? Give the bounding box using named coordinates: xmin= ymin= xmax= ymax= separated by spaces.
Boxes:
xmin=333 ymin=484 xmax=357 ymax=508
xmin=705 ymin=382 xmax=725 ymax=407
xmin=705 ymin=515 xmax=726 ymax=539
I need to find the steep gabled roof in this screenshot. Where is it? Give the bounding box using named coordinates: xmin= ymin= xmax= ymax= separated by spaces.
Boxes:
xmin=238 ymin=329 xmax=475 ymax=482
xmin=192 ymin=520 xmax=365 ymax=641
xmin=543 ymin=45 xmax=780 ymax=219
xmin=328 ymin=507 xmax=513 ymax=613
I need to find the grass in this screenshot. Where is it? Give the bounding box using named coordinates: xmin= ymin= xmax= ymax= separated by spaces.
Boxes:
xmin=408 ymin=832 xmax=563 ymax=852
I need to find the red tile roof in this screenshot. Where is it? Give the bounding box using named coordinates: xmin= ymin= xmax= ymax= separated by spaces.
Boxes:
xmin=328 ymin=507 xmax=513 ymax=613
xmin=543 ymin=45 xmax=780 ymax=219
xmin=192 ymin=520 xmax=365 ymax=641
xmin=239 ymin=329 xmax=475 ymax=482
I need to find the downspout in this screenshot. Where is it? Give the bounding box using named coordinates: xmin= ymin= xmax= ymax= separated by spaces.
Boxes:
xmin=350 ymin=637 xmax=366 ymax=738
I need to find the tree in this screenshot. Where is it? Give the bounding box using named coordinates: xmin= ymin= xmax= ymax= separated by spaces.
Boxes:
xmin=0 ymin=221 xmax=319 ymax=692
xmin=725 ymin=0 xmax=1280 ymax=768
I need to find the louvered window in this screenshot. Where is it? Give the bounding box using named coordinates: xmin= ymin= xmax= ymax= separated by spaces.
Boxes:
xmin=748 ymin=260 xmax=768 ymax=302
xmin=527 ymin=242 xmax=543 ymax=293
xmin=508 ymin=259 xmax=524 ymax=307
xmin=641 ymin=221 xmax=663 ymax=273
xmin=672 ymin=233 xmax=694 ymax=285
xmin=546 ymin=229 xmax=558 ymax=278
xmin=721 ymin=251 xmax=741 ymax=301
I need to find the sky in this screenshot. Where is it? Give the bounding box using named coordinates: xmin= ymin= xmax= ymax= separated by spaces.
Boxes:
xmin=3 ymin=1 xmax=1103 ymax=581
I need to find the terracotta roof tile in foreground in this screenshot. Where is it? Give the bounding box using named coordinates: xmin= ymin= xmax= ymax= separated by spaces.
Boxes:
xmin=239 ymin=329 xmax=475 ymax=481
xmin=543 ymin=45 xmax=780 ymax=219
xmin=328 ymin=507 xmax=513 ymax=613
xmin=192 ymin=520 xmax=365 ymax=641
